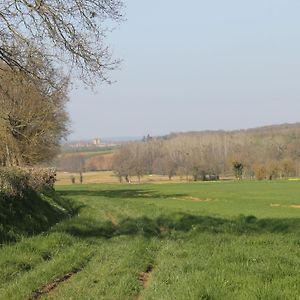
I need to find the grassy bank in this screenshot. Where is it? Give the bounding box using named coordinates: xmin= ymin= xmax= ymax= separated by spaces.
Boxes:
xmin=0 ymin=181 xmax=299 ymax=299
xmin=0 ymin=188 xmax=77 ymax=244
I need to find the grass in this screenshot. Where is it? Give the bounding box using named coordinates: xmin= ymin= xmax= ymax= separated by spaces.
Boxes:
xmin=60 ymin=147 xmax=116 ymax=156
xmin=56 ymin=171 xmax=118 ymax=185
xmin=0 ymin=181 xmax=299 ymax=299
xmin=0 ymin=188 xmax=78 ymax=244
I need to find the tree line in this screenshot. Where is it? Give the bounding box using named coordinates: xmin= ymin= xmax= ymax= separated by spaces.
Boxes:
xmin=56 ymin=153 xmax=114 ymax=173
xmin=112 ymin=124 xmax=300 ymax=182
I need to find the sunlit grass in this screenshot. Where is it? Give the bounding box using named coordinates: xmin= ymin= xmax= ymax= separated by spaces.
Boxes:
xmin=0 ymin=181 xmax=299 ymax=299
xmin=55 ymin=171 xmax=192 ymax=185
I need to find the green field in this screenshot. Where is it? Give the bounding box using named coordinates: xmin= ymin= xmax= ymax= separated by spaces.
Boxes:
xmin=0 ymin=181 xmax=300 ymax=299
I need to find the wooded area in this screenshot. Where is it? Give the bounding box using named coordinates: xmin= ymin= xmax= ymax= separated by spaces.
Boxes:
xmin=112 ymin=123 xmax=300 ymax=181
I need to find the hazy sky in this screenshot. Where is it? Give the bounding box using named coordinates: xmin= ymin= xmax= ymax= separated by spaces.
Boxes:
xmin=68 ymin=0 xmax=300 ymax=140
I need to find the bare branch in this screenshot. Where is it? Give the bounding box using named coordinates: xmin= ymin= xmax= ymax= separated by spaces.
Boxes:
xmin=0 ymin=0 xmax=124 ymax=85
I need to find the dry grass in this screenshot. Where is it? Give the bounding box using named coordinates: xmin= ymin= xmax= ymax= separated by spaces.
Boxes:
xmin=55 ymin=171 xmax=193 ymax=185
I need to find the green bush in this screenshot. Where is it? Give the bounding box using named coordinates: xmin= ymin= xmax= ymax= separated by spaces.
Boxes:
xmin=0 ymin=167 xmax=30 ymax=197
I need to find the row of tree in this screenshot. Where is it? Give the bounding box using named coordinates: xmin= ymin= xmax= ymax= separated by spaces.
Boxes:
xmin=57 ymin=153 xmax=113 ymax=173
xmin=112 ymin=124 xmax=300 ymax=181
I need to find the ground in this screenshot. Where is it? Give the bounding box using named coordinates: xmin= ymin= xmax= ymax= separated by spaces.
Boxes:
xmin=55 ymin=171 xmax=197 ymax=185
xmin=0 ymin=181 xmax=299 ymax=299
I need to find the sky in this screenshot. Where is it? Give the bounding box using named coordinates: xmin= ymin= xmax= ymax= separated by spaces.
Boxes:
xmin=68 ymin=0 xmax=300 ymax=140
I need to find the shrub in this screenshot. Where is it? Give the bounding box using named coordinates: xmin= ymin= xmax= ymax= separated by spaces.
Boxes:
xmin=0 ymin=167 xmax=56 ymax=197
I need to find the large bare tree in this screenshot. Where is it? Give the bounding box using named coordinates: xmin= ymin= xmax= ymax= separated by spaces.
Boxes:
xmin=0 ymin=66 xmax=69 ymax=166
xmin=0 ymin=0 xmax=123 ymax=84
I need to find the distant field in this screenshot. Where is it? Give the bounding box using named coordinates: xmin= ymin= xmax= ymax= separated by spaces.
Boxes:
xmin=56 ymin=171 xmax=198 ymax=185
xmin=61 ymin=145 xmax=117 ymax=155
xmin=0 ymin=181 xmax=299 ymax=299
xmin=75 ymin=150 xmax=114 ymax=158
xmin=57 ymin=149 xmax=115 ymax=159
xmin=56 ymin=171 xmax=117 ymax=185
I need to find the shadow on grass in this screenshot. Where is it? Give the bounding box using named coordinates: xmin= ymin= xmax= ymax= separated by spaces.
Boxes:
xmin=0 ymin=188 xmax=83 ymax=244
xmin=58 ymin=189 xmax=188 ymax=200
xmin=56 ymin=189 xmax=300 ymax=239
xmin=56 ymin=213 xmax=300 ymax=240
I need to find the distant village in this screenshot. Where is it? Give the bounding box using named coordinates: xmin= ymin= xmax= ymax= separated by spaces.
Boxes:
xmin=63 ymin=138 xmax=118 ymax=152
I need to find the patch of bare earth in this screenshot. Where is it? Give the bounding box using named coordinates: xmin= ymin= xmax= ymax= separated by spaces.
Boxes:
xmin=270 ymin=204 xmax=300 ymax=208
xmin=174 ymin=197 xmax=213 ymax=202
xmin=289 ymin=205 xmax=300 ymax=208
xmin=29 ymin=269 xmax=81 ymax=300
xmin=159 ymin=226 xmax=171 ymax=234
xmin=106 ymin=212 xmax=119 ymax=227
xmin=135 ymin=264 xmax=154 ymax=300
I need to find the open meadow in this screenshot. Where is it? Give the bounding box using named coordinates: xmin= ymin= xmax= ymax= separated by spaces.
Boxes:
xmin=0 ymin=180 xmax=299 ymax=299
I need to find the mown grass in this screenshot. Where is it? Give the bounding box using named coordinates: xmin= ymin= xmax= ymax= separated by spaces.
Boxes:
xmin=0 ymin=181 xmax=299 ymax=299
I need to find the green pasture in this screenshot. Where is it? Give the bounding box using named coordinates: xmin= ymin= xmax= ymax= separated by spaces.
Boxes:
xmin=0 ymin=181 xmax=299 ymax=299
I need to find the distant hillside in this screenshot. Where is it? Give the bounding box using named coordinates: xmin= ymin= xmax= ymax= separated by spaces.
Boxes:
xmin=112 ymin=122 xmax=300 ymax=181
xmin=164 ymin=123 xmax=300 ymax=139
xmin=53 ymin=123 xmax=300 ymax=178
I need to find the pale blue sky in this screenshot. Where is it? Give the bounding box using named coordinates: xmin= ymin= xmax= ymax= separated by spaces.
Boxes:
xmin=68 ymin=0 xmax=300 ymax=140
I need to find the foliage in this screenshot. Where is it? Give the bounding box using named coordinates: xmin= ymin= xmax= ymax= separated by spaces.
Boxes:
xmin=232 ymin=161 xmax=244 ymax=179
xmin=0 ymin=167 xmax=56 ymax=197
xmin=0 ymin=167 xmax=30 ymax=197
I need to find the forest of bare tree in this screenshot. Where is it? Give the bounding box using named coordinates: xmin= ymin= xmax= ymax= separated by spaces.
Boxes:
xmin=112 ymin=123 xmax=300 ymax=181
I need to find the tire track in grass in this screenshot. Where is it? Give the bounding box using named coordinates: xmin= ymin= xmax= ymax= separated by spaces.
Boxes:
xmin=134 ymin=264 xmax=155 ymax=300
xmin=104 ymin=210 xmax=157 ymax=300
xmin=27 ymin=248 xmax=95 ymax=300
xmin=42 ymin=237 xmax=162 ymax=300
xmin=139 ymin=264 xmax=154 ymax=288
xmin=27 ymin=202 xmax=115 ymax=299
xmin=29 ymin=268 xmax=82 ymax=300
xmin=134 ymin=246 xmax=161 ymax=300
xmin=0 ymin=242 xmax=94 ymax=300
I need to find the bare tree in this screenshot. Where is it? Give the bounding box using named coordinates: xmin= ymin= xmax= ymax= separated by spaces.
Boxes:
xmin=112 ymin=142 xmax=149 ymax=183
xmin=113 ymin=145 xmax=134 ymax=183
xmin=112 ymin=124 xmax=300 ymax=182
xmin=0 ymin=0 xmax=123 ymax=84
xmin=0 ymin=66 xmax=69 ymax=166
xmin=59 ymin=154 xmax=85 ymax=173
